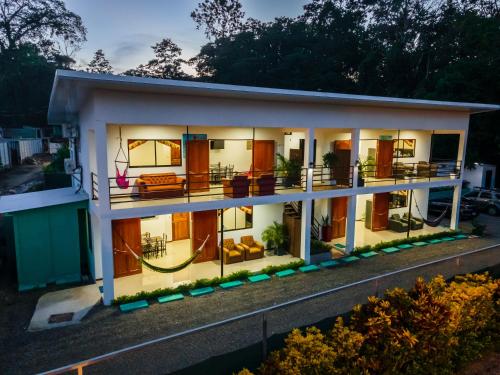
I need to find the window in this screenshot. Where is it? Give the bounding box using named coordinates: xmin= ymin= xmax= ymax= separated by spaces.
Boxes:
xmin=389 ymin=190 xmax=408 ymax=209
xmin=128 ymin=139 xmax=182 ymax=167
xmin=219 ymin=206 xmax=253 ymax=232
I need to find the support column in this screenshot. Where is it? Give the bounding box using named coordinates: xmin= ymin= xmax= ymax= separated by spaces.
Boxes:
xmin=100 ymin=217 xmax=115 ymax=305
xmin=300 ymin=199 xmax=312 ymax=264
xmin=95 ymin=123 xmax=110 ymax=209
xmin=457 ymin=129 xmax=468 ymax=178
xmin=350 ymin=128 xmax=360 ymax=188
xmin=345 ymin=194 xmax=357 ymax=253
xmin=305 ymin=128 xmax=315 ymax=193
xmin=450 ymin=184 xmax=462 ymax=231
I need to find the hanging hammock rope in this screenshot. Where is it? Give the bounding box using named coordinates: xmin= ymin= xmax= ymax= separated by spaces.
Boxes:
xmin=115 ymin=127 xmax=130 ymax=189
xmin=412 ymin=192 xmax=448 ymax=227
xmin=114 ymin=233 xmax=210 ymax=274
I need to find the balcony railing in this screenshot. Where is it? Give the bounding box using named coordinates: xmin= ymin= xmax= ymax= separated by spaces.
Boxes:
xmin=91 ymin=172 xmax=98 ymax=200
xmin=360 ymin=160 xmax=461 ymax=186
xmin=104 ymin=169 xmax=307 ymax=207
xmin=310 ymin=165 xmax=354 ymax=190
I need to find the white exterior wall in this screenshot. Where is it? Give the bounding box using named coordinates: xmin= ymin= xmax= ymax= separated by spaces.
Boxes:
xmin=463 ymin=164 xmax=496 ymax=189
xmin=71 ymin=88 xmax=472 ymax=304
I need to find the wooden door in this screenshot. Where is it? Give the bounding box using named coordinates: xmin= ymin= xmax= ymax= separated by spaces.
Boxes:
xmin=112 ymin=218 xmax=142 ymax=278
xmin=371 ymin=193 xmax=390 ymax=231
xmin=253 ymin=140 xmax=275 ymax=175
xmin=172 ymin=212 xmax=190 ymax=241
xmin=376 ymin=140 xmax=393 ymax=178
xmin=333 ymin=140 xmax=351 ymax=186
xmin=331 ymin=196 xmax=348 ymax=238
xmin=187 ymin=139 xmax=209 ymax=193
xmin=192 ymin=210 xmax=218 ymax=263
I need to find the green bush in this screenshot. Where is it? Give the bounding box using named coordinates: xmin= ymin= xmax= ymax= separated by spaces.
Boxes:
xmin=113 ymin=261 xmax=304 ymax=305
xmin=43 ymin=145 xmax=70 ymax=173
xmin=245 ymin=273 xmax=499 ymax=375
xmin=310 ymin=239 xmax=333 ymax=255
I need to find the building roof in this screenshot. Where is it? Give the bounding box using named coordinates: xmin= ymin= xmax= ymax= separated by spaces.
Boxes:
xmin=0 ymin=188 xmax=88 ymax=214
xmin=48 ymin=70 xmax=500 ymax=124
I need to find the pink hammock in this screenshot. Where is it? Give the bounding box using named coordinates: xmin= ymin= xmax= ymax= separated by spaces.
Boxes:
xmin=115 ymin=127 xmax=130 ymax=189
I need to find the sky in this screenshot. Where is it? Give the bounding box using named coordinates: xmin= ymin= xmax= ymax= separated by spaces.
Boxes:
xmin=64 ymin=0 xmax=309 ymax=74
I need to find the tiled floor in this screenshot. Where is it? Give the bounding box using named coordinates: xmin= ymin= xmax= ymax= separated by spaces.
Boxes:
xmin=113 ymin=239 xmax=301 ymax=297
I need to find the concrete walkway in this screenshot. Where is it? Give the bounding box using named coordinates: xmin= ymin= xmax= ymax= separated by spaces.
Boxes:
xmin=28 ymin=284 xmax=101 ymax=331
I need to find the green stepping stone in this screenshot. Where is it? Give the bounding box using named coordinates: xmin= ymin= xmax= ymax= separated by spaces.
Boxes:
xmin=320 ymin=260 xmax=341 ymax=268
xmin=381 ymin=247 xmax=400 ymax=254
xmin=120 ymin=300 xmax=149 ymax=313
xmin=158 ymin=293 xmax=184 ymax=304
xmin=359 ymin=251 xmax=378 ymax=258
xmin=412 ymin=241 xmax=427 ymax=247
xmin=441 ymin=237 xmax=455 ymax=241
xmin=299 ymin=264 xmax=320 ymax=273
xmin=398 ymin=244 xmax=413 ymax=249
xmin=219 ymin=280 xmax=244 ymax=289
xmin=248 ymin=274 xmax=271 ymax=283
xmin=454 ymin=234 xmax=468 ymax=240
xmin=189 ymin=287 xmax=214 ymax=297
xmin=276 ymin=269 xmax=296 ymax=278
xmin=341 ymin=256 xmax=360 ymax=264
xmin=334 ymin=243 xmax=346 ymax=249
xmin=428 ymin=239 xmax=442 ymax=244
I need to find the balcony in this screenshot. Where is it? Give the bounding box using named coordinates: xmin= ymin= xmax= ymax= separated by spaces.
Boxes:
xmin=359 ymin=160 xmax=461 ymax=187
xmin=94 ymin=169 xmax=307 ymax=209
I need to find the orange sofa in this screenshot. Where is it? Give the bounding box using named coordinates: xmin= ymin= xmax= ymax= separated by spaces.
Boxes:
xmin=136 ymin=172 xmax=185 ymax=199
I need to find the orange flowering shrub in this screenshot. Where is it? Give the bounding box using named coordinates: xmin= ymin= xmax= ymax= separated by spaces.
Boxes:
xmin=240 ymin=273 xmax=499 ymax=375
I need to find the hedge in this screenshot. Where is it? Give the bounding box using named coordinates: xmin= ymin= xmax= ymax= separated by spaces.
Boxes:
xmin=240 ymin=273 xmax=499 ymax=375
xmin=113 ymin=260 xmax=305 ymax=305
xmin=352 ymin=230 xmax=459 ymax=255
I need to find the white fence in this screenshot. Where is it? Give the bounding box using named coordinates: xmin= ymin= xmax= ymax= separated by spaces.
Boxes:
xmin=0 ymin=141 xmax=11 ymax=169
xmin=18 ymin=138 xmax=42 ymax=161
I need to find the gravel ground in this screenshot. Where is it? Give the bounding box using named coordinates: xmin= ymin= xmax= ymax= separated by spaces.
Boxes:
xmin=1 ymin=217 xmax=499 ymax=374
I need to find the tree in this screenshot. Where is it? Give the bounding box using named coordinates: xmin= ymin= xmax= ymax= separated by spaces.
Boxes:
xmin=0 ymin=0 xmax=86 ymax=53
xmin=87 ymin=49 xmax=113 ymax=74
xmin=191 ymin=0 xmax=245 ymax=40
xmin=123 ymin=38 xmax=186 ymax=79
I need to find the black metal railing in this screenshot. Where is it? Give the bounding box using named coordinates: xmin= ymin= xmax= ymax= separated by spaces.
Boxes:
xmin=91 ymin=172 xmax=98 ymax=200
xmin=359 ymin=160 xmax=461 ymax=186
xmin=106 ymin=169 xmax=308 ymax=206
xmin=311 ymin=217 xmax=321 ymax=240
xmin=310 ymin=165 xmax=354 ymax=190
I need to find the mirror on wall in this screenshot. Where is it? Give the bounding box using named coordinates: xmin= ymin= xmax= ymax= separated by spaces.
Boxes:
xmin=393 ymin=139 xmax=416 ymax=158
xmin=218 ymin=206 xmax=253 ymax=231
xmin=128 ymin=139 xmax=182 ymax=167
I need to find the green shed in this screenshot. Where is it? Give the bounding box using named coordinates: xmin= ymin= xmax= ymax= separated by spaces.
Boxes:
xmin=1 ymin=188 xmax=90 ymax=291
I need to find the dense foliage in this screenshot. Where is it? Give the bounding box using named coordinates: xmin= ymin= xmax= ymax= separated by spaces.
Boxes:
xmin=0 ymin=0 xmax=498 ymax=171
xmin=241 ymin=273 xmax=499 ymax=374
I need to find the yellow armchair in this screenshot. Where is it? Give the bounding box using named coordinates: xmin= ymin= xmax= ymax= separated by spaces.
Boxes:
xmin=222 ymin=238 xmax=244 ymax=264
xmin=239 ymin=235 xmax=264 ymax=261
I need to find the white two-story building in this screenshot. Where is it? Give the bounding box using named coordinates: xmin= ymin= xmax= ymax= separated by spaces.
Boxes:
xmin=45 ymin=70 xmax=498 ymax=305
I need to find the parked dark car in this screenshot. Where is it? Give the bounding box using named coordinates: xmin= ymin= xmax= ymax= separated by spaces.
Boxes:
xmin=463 ymin=189 xmax=500 ymax=216
xmin=428 ymin=197 xmax=478 ymax=220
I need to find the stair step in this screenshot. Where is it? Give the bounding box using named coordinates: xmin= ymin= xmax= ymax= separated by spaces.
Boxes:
xmin=276 ymin=269 xmax=296 ymax=278
xmin=359 ymin=251 xmax=378 ymax=258
xmin=381 ymin=247 xmax=400 ymax=254
xmin=299 ymin=264 xmax=320 ymax=273
xmin=120 ymin=300 xmax=149 ymax=313
xmin=320 ymin=260 xmax=341 ymax=268
xmin=412 ymin=241 xmax=428 ymax=247
xmin=189 ymin=287 xmax=215 ymax=297
xmin=158 ymin=293 xmax=184 ymax=304
xmin=248 ymin=274 xmax=271 ymax=283
xmin=398 ymin=244 xmax=413 ymax=250
xmin=219 ymin=280 xmax=244 ymax=289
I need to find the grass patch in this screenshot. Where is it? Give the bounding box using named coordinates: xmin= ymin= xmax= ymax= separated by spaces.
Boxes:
xmin=352 ymin=230 xmax=459 ymax=255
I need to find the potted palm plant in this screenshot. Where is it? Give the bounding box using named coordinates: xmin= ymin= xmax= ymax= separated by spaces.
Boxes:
xmin=322 ymin=151 xmax=338 ymax=185
xmin=277 ymin=153 xmax=302 ymax=187
xmin=357 ymin=156 xmax=375 ymax=187
xmin=321 ymin=215 xmax=332 ymax=242
xmin=262 ymin=221 xmax=289 ymax=255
